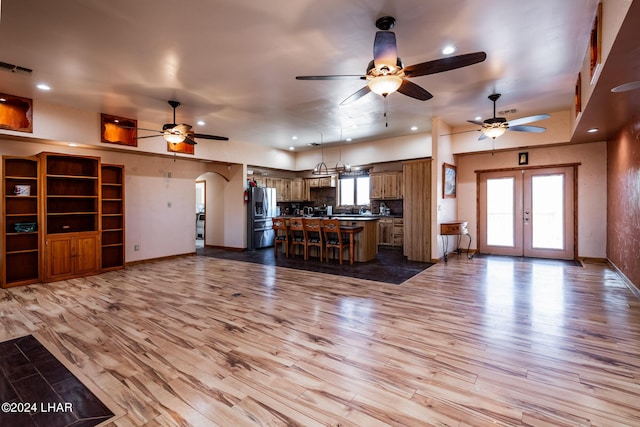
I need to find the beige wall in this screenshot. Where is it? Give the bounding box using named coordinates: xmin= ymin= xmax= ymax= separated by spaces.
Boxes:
xmin=455 ymin=141 xmax=607 ymax=258
xmin=0 ymin=138 xmax=247 ymax=265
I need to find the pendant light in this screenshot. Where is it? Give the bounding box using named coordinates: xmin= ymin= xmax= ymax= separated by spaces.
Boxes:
xmin=312 ymin=133 xmax=328 ymax=175
xmin=334 ymin=129 xmax=351 ymax=173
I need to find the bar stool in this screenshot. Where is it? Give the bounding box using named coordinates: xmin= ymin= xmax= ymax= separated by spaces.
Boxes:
xmin=322 ymin=218 xmax=349 ymax=265
xmin=302 ymin=217 xmax=324 ymax=261
xmin=272 ymin=217 xmax=289 ymax=257
xmin=289 ymin=217 xmax=306 ymax=259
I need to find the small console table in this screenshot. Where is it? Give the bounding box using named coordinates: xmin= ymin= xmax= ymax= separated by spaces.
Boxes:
xmin=440 ymin=221 xmax=473 ymax=262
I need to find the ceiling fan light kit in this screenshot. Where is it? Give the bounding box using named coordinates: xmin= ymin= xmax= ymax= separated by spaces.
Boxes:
xmin=368 ymin=74 xmax=403 ymax=96
xmin=481 ymin=125 xmax=507 ymax=140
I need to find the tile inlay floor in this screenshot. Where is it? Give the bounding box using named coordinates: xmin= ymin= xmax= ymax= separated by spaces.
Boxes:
xmin=0 ymin=335 xmax=114 ymax=427
xmin=198 ymin=246 xmax=433 ymax=284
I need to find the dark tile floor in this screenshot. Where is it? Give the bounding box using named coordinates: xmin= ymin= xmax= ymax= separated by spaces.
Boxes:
xmin=197 ymin=245 xmax=434 ymax=285
xmin=0 ymin=335 xmax=114 ymax=427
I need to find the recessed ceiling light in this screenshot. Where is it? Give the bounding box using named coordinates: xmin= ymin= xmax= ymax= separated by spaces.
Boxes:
xmin=475 ymin=116 xmax=482 ymax=121
xmin=291 ymin=136 xmax=298 ymax=140
xmin=351 ymin=124 xmax=358 ymax=129
xmin=68 ymin=143 xmax=78 ymax=147
xmin=587 ymin=128 xmax=599 ymax=133
xmin=410 ymin=126 xmax=418 ymax=131
xmin=0 ymin=98 xmax=6 ymax=102
xmin=288 ymin=146 xmax=295 ymax=150
xmin=442 ymin=45 xmax=456 ymax=55
xmin=197 ymin=120 xmax=205 ymax=126
xmin=36 ymin=83 xmax=51 ymax=91
xmin=346 ymin=137 xmax=352 ymax=142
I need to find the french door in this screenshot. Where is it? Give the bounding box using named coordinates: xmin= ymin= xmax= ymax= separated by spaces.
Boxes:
xmin=478 ymin=166 xmax=575 ymax=260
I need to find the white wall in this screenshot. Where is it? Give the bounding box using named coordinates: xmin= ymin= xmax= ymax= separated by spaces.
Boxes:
xmin=455 ymin=141 xmax=607 ymax=258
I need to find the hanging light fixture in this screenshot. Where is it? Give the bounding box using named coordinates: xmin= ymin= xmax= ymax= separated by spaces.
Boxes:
xmin=312 ymin=133 xmax=329 ymax=175
xmin=334 ymin=129 xmax=351 ymax=173
xmin=163 ymin=129 xmax=186 ymax=144
xmin=368 ymin=74 xmax=403 ymax=96
xmin=481 ymin=124 xmax=507 ymax=140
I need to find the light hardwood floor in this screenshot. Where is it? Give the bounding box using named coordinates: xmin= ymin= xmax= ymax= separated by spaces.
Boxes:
xmin=1 ymin=254 xmax=639 ymax=426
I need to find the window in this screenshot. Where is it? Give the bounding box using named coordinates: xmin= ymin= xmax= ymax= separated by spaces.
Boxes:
xmin=339 ymin=171 xmax=370 ymax=206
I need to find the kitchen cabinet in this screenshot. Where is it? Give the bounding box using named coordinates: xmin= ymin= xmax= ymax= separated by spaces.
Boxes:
xmin=377 ymin=218 xmax=394 ymax=246
xmin=393 ymin=218 xmax=404 ymax=247
xmin=377 ymin=217 xmax=404 ymax=247
xmin=2 ymin=156 xmax=41 ymax=287
xmin=403 ymin=159 xmax=431 ymax=262
xmin=290 ymin=178 xmax=309 ymax=201
xmin=370 ymin=171 xmax=402 ymax=199
xmin=45 ymin=232 xmax=100 ymax=282
xmin=306 ymin=175 xmax=336 ymax=189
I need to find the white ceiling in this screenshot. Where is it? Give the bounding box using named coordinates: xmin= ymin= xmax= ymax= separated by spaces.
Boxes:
xmin=0 ymin=0 xmax=604 ymax=150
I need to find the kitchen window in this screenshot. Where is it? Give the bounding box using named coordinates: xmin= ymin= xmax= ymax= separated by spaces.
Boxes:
xmin=339 ymin=171 xmax=370 ymax=206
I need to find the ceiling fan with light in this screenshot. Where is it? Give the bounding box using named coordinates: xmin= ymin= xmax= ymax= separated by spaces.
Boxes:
xmin=121 ymin=100 xmax=229 ymax=145
xmin=468 ymin=94 xmax=551 ymax=140
xmin=296 ymin=16 xmax=487 ymax=106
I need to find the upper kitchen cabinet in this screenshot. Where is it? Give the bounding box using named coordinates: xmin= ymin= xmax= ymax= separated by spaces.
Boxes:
xmin=290 ymin=178 xmax=310 ymax=201
xmin=370 ymin=171 xmax=403 ymax=200
xmin=307 ymin=176 xmax=336 ymax=189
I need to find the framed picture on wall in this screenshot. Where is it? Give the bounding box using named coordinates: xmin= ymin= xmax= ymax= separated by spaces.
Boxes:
xmin=443 ymin=163 xmax=456 ymax=199
xmin=519 ymin=152 xmax=529 ymax=165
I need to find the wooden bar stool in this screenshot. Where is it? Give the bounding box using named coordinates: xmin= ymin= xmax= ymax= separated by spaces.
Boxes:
xmin=302 ymin=217 xmax=324 ymax=262
xmin=289 ymin=217 xmax=306 ymax=259
xmin=322 ymin=218 xmax=349 ymax=265
xmin=272 ymin=217 xmax=289 ymax=257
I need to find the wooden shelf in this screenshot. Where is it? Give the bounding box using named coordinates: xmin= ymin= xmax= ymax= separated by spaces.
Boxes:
xmin=2 ymin=156 xmax=41 ymax=288
xmin=101 ymin=164 xmax=125 ymax=271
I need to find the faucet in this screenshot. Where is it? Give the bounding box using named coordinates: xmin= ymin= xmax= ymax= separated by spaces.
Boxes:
xmin=358 ymin=206 xmax=365 ymax=215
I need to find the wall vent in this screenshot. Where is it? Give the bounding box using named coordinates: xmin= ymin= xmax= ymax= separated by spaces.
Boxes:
xmin=498 ymin=108 xmax=517 ymax=115
xmin=0 ymin=61 xmax=33 ymax=75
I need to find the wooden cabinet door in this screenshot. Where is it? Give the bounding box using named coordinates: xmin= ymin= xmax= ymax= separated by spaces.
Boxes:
xmin=370 ymin=174 xmax=382 ymax=199
xmin=377 ymin=219 xmax=393 ymax=246
xmin=291 ymin=180 xmax=303 ymax=201
xmin=382 ymin=173 xmax=398 ymax=198
xmin=45 ymin=232 xmax=99 ymax=281
xmin=46 ymin=237 xmax=74 ymax=281
xmin=76 ymin=234 xmax=100 ymax=275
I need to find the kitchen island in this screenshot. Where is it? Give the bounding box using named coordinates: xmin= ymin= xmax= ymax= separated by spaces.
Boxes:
xmin=279 ymin=215 xmax=379 ymax=262
xmin=331 ymin=216 xmax=379 ymax=262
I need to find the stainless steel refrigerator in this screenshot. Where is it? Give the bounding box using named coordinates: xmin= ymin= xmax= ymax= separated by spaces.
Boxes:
xmin=247 ymin=187 xmax=277 ymax=250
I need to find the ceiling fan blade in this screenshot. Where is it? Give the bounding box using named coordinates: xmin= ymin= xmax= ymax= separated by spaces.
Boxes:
xmin=397 ymin=79 xmax=433 ymax=101
xmin=508 ymin=125 xmax=546 ymax=133
xmin=184 ymin=136 xmax=198 ymax=145
xmin=296 ymin=75 xmax=366 ymax=80
xmin=193 ymin=133 xmax=229 ymax=141
xmin=135 ymin=134 xmax=162 ymax=139
xmin=118 ymin=125 xmax=161 ymax=133
xmin=507 ymin=114 xmax=550 ymax=127
xmin=340 ymin=86 xmax=371 ymax=106
xmin=467 ymin=120 xmax=485 ymax=126
xmin=478 ymin=133 xmax=489 ymax=141
xmin=373 ymin=31 xmax=397 ymax=68
xmin=404 ymin=51 xmax=487 ymax=77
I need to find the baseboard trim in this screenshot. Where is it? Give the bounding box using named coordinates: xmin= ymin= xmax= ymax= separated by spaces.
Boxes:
xmin=125 ymin=252 xmax=196 ymax=267
xmin=607 ymin=258 xmax=640 ymax=300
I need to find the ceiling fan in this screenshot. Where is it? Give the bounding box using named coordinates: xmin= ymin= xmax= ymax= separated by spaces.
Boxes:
xmin=123 ymin=100 xmax=229 ymax=145
xmin=296 ymin=16 xmax=487 ymax=106
xmin=468 ymin=94 xmax=550 ymax=140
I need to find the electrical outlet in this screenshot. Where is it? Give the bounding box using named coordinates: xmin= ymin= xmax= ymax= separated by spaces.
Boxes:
xmin=134 ymin=245 xmax=140 ymax=251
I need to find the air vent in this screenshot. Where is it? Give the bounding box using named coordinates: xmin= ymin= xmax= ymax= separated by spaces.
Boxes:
xmin=498 ymin=108 xmax=517 ymax=115
xmin=308 ymin=142 xmax=320 ymax=146
xmin=0 ymin=61 xmax=33 ymax=75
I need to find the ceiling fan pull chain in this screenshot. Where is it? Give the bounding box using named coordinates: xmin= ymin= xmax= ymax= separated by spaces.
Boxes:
xmin=384 ymin=96 xmax=389 ymax=128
